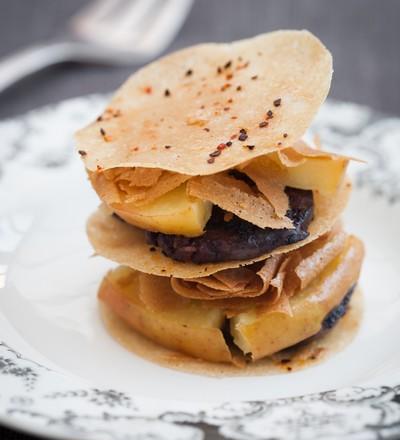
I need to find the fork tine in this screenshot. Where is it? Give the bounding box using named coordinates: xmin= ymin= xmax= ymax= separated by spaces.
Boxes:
xmin=104 ymin=0 xmax=162 ymax=44
xmin=137 ymin=0 xmax=194 ymax=56
xmin=72 ymin=0 xmax=131 ymax=24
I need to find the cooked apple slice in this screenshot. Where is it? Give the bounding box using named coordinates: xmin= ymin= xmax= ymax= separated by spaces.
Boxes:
xmin=248 ymin=152 xmax=348 ymax=194
xmin=99 ymin=266 xmax=232 ymax=363
xmin=281 ymin=156 xmax=348 ymax=193
xmin=230 ymin=235 xmax=364 ymax=360
xmin=113 ymin=183 xmax=212 ymax=237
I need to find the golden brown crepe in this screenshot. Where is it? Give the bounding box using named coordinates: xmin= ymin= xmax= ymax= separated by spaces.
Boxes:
xmin=76 ymin=31 xmax=332 ymax=175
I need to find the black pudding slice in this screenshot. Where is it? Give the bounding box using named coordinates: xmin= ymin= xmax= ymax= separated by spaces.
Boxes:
xmin=146 ymin=187 xmax=314 ymax=264
xmin=322 ymin=285 xmax=356 ymax=330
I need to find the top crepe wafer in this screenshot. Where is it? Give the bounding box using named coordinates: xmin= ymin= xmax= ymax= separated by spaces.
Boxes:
xmin=76 ymin=30 xmax=332 ymax=175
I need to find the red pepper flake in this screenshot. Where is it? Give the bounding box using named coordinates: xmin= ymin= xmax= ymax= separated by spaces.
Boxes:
xmin=217 ymin=66 xmax=222 ymax=74
xmin=220 ymin=83 xmax=231 ymax=91
xmin=133 ymin=147 xmax=139 ymax=151
xmin=273 ymin=98 xmax=282 ymax=107
xmin=251 ymin=75 xmax=258 ymax=80
xmin=230 ymin=134 xmax=237 ymax=140
xmin=246 ymin=145 xmax=255 ymax=150
xmin=164 ymin=145 xmax=172 ymax=149
xmin=224 ymin=60 xmax=232 ymax=69
xmin=226 ymin=141 xmax=232 ymax=147
xmin=236 ymin=61 xmax=250 ymax=70
xmin=96 ymin=115 xmax=103 ymax=122
xmin=217 ymin=143 xmax=226 ymax=151
xmin=227 ymin=98 xmax=233 ymax=103
xmin=277 ymin=142 xmax=282 ymax=146
xmin=236 ymin=85 xmax=242 ymax=91
xmin=78 ymin=150 xmax=87 ymax=156
xmin=259 ymin=121 xmax=268 ymax=128
xmin=149 ymin=246 xmax=156 ymax=252
xmin=209 ymin=150 xmax=221 ymax=157
xmin=283 ymin=133 xmax=288 ymax=138
xmin=96 ymin=165 xmax=103 ymax=172
xmin=238 ymin=129 xmax=248 ymax=141
xmin=100 ymin=128 xmax=112 ymax=142
xmin=231 ymin=116 xmax=238 ymax=120
xmin=223 ymin=107 xmax=230 ymax=111
xmin=266 ymin=110 xmax=274 ymax=119
xmin=207 ymin=157 xmax=215 ymax=164
xmin=226 ymin=73 xmax=233 ymax=80
xmin=185 ymin=69 xmax=193 ymax=76
xmin=200 ymin=105 xmax=205 ymax=109
xmin=164 ymin=88 xmax=171 ymax=97
xmin=203 ymin=127 xmax=210 ymax=132
xmin=144 ymin=86 xmax=152 ymax=94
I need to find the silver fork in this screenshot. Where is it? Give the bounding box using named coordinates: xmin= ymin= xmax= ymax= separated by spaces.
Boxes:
xmin=0 ymin=0 xmax=193 ymax=93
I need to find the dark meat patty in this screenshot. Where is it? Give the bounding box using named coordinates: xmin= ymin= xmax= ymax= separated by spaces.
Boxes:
xmin=322 ymin=284 xmax=356 ymax=330
xmin=146 ymin=187 xmax=314 ymax=264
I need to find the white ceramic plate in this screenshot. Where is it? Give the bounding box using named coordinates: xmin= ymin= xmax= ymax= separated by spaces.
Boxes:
xmin=1 ymin=95 xmax=400 ymax=440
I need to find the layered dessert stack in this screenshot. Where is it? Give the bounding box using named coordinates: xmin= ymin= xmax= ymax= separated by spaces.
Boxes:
xmin=76 ymin=31 xmax=364 ymax=368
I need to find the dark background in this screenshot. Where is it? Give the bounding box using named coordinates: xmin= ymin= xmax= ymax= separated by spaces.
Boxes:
xmin=0 ymin=0 xmax=399 ymax=120
xmin=0 ymin=1 xmax=399 ymax=439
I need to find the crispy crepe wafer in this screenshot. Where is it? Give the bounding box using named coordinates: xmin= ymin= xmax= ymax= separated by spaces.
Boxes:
xmin=76 ymin=31 xmax=332 ymax=175
xmin=89 ymin=169 xmax=190 ymax=207
xmin=87 ymin=180 xmax=351 ymax=278
xmin=186 ymin=173 xmax=292 ymax=229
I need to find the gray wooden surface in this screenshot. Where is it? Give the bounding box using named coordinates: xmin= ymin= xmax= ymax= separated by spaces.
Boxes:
xmin=0 ymin=1 xmax=399 ymax=440
xmin=0 ymin=0 xmax=399 ymax=119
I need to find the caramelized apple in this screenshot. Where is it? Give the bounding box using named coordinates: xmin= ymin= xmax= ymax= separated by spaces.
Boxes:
xmin=230 ymin=236 xmax=364 ymax=360
xmin=99 ymin=266 xmax=232 ymax=363
xmin=113 ymin=183 xmax=212 ymax=237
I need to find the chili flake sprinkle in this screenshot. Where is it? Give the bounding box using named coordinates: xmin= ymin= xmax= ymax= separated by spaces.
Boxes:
xmin=217 ymin=66 xmax=222 ymax=74
xmin=224 ymin=60 xmax=232 ymax=69
xmin=203 ymin=127 xmax=210 ymax=132
xmin=78 ymin=150 xmax=87 ymax=156
xmin=283 ymin=133 xmax=288 ymax=138
xmin=259 ymin=121 xmax=268 ymax=128
xmin=100 ymin=128 xmax=106 ymax=136
xmin=223 ymin=107 xmax=230 ymax=111
xmin=96 ymin=115 xmax=103 ymax=122
xmin=251 ymin=75 xmax=258 ymax=80
xmin=144 ymin=86 xmax=152 ymax=94
xmin=164 ymin=88 xmax=171 ymax=97
xmin=266 ymin=110 xmax=274 ymax=119
xmin=226 ymin=141 xmax=232 ymax=147
xmin=217 ymin=143 xmax=226 ymax=151
xmin=221 ymin=83 xmax=231 ymax=91
xmin=273 ymin=98 xmax=282 ymax=107
xmin=185 ymin=69 xmax=193 ymax=76
xmin=207 ymin=157 xmax=215 ymax=164
xmin=246 ymin=145 xmax=255 ymax=150
xmin=149 ymin=247 xmax=156 ymax=252
xmin=236 ymin=85 xmax=242 ymax=91
xmin=209 ymin=150 xmax=221 ymax=157
xmin=164 ymin=145 xmax=172 ymax=149
xmin=238 ymin=129 xmax=248 ymax=141
xmin=226 ymin=73 xmax=233 ymax=80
